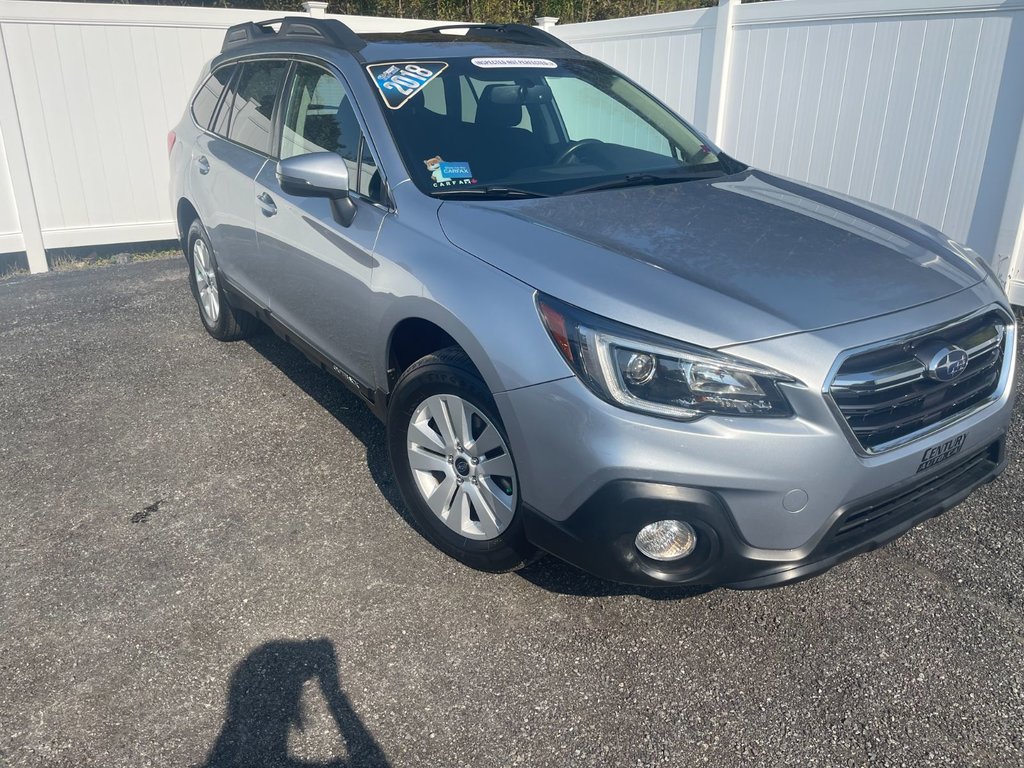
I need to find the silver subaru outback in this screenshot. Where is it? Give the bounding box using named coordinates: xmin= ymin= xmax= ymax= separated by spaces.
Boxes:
xmin=169 ymin=18 xmax=1017 ymax=588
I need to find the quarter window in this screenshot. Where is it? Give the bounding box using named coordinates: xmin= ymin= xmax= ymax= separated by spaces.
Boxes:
xmin=210 ymin=68 xmax=236 ymax=138
xmin=192 ymin=65 xmax=234 ymax=130
xmin=222 ymin=60 xmax=288 ymax=155
xmin=282 ymin=63 xmax=383 ymax=203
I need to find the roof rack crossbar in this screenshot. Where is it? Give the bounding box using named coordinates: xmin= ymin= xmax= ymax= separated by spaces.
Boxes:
xmin=410 ymin=23 xmax=574 ymax=50
xmin=221 ymin=16 xmax=366 ymax=54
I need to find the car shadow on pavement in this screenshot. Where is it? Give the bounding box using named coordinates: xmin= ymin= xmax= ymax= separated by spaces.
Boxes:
xmin=244 ymin=331 xmax=712 ymax=602
xmin=515 ymin=556 xmax=713 ymax=600
xmin=245 ymin=331 xmax=402 ymax=507
xmin=202 ymin=638 xmax=390 ymax=768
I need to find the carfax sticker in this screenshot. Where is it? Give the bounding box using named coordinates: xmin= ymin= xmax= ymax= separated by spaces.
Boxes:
xmin=423 ymin=156 xmax=475 ymax=187
xmin=917 ymin=433 xmax=967 ymax=473
xmin=471 ymin=57 xmax=557 ymax=69
xmin=366 ymin=61 xmax=447 ymax=110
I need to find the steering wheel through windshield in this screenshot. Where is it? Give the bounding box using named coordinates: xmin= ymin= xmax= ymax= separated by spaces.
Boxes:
xmin=553 ymin=138 xmax=603 ymax=165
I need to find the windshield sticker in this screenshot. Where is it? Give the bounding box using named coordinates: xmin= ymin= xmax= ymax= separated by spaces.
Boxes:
xmin=471 ymin=57 xmax=557 ymax=69
xmin=367 ymin=61 xmax=447 ymax=110
xmin=424 ymin=156 xmax=476 ymax=187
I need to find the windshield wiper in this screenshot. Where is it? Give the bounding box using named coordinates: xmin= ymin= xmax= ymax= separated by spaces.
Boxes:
xmin=565 ymin=169 xmax=725 ymax=196
xmin=432 ymin=186 xmax=550 ymax=199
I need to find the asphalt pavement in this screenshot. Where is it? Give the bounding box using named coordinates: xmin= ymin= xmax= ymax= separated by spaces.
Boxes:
xmin=1 ymin=259 xmax=1022 ymax=767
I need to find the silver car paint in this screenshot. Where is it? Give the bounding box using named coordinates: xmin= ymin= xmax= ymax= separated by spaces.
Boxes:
xmin=369 ymin=182 xmax=572 ymax=393
xmin=189 ymin=135 xmax=266 ymax=302
xmin=170 ymin=36 xmax=1016 ymax=561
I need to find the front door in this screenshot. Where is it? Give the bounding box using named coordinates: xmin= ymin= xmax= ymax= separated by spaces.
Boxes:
xmin=254 ymin=61 xmax=389 ymax=389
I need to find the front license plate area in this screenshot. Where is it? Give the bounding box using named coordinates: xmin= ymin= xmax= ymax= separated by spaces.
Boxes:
xmin=917 ymin=433 xmax=967 ymax=473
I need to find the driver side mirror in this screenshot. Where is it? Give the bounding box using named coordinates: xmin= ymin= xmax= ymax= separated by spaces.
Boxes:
xmin=276 ymin=152 xmax=357 ymax=227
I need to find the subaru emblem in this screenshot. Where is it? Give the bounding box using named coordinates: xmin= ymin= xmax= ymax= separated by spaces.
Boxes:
xmin=927 ymin=346 xmax=969 ymax=382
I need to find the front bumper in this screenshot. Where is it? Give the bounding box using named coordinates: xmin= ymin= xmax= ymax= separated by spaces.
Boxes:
xmin=521 ymin=438 xmax=1006 ymax=588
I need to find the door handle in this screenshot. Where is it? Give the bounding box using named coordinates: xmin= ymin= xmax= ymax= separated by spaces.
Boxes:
xmin=196 ymin=155 xmax=210 ymax=175
xmin=258 ymin=192 xmax=277 ymax=217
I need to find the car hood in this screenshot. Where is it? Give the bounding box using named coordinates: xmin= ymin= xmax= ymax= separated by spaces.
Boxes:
xmin=436 ymin=170 xmax=984 ymax=349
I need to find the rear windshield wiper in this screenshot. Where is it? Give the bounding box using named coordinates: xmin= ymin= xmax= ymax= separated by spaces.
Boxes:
xmin=565 ymin=169 xmax=725 ymax=196
xmin=432 ymin=186 xmax=550 ymax=199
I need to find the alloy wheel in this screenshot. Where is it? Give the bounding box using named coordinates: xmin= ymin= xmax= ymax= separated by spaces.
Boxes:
xmin=406 ymin=394 xmax=518 ymax=540
xmin=192 ymin=238 xmax=220 ymax=324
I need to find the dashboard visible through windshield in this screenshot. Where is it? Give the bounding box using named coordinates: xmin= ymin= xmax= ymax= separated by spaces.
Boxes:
xmin=367 ymin=57 xmax=739 ymax=198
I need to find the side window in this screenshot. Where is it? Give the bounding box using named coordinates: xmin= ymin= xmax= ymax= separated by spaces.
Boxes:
xmin=224 ymin=59 xmax=288 ymax=155
xmin=282 ymin=63 xmax=384 ymax=203
xmin=192 ymin=65 xmax=234 ymax=129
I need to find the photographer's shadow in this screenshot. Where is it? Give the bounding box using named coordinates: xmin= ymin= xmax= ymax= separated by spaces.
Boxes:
xmin=202 ymin=638 xmax=390 ymax=768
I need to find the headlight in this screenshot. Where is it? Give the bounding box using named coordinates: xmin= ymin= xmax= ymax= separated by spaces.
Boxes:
xmin=537 ymin=294 xmax=797 ymax=421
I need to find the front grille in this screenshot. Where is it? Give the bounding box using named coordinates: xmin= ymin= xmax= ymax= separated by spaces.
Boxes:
xmin=828 ymin=310 xmax=1010 ymax=451
xmin=821 ymin=440 xmax=1001 ymax=554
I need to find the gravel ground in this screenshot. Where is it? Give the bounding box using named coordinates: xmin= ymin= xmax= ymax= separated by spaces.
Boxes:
xmin=1 ymin=259 xmax=1022 ymax=768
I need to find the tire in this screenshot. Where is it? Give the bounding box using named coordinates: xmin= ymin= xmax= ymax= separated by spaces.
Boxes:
xmin=185 ymin=218 xmax=254 ymax=341
xmin=387 ymin=346 xmax=537 ymax=572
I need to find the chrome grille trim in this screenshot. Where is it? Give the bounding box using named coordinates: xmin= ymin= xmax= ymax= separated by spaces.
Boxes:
xmin=830 ymin=322 xmax=1004 ymax=394
xmin=830 ymin=358 xmax=926 ymax=393
xmin=823 ymin=306 xmax=1017 ymax=456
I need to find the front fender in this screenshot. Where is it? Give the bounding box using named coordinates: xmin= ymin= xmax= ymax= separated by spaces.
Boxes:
xmin=370 ymin=208 xmax=571 ymax=399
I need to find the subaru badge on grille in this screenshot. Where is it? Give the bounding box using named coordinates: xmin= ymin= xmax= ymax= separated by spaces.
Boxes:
xmin=927 ymin=346 xmax=969 ymax=382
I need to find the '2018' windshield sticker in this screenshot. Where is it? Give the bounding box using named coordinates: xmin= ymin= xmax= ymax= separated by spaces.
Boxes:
xmin=471 ymin=57 xmax=557 ymax=69
xmin=367 ymin=61 xmax=447 ymax=110
xmin=424 ymin=156 xmax=476 ymax=187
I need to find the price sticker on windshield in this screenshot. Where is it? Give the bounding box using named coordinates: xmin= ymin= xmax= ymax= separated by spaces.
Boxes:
xmin=367 ymin=61 xmax=447 ymax=110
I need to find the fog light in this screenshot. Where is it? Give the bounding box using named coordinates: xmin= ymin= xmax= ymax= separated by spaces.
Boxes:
xmin=635 ymin=520 xmax=697 ymax=561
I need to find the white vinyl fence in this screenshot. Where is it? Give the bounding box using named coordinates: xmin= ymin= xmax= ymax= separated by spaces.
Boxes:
xmin=552 ymin=0 xmax=1024 ymax=304
xmin=0 ymin=0 xmax=429 ymax=273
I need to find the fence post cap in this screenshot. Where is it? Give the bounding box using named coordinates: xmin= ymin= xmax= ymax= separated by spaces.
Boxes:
xmin=303 ymin=1 xmax=329 ymax=17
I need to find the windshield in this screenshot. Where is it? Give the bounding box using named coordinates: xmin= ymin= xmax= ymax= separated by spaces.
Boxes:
xmin=366 ymin=57 xmax=740 ymax=198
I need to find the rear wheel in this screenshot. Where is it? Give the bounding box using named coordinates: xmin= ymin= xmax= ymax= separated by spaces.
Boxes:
xmin=186 ymin=219 xmax=253 ymax=341
xmin=387 ymin=347 xmax=536 ymax=572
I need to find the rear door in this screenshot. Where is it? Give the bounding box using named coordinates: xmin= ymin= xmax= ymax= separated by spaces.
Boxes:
xmin=253 ymin=60 xmax=390 ymax=388
xmin=190 ymin=58 xmax=289 ymax=303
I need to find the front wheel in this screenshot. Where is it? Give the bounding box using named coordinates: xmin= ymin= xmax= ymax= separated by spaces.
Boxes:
xmin=387 ymin=347 xmax=536 ymax=572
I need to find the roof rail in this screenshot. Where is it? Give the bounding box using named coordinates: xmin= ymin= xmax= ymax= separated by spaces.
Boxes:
xmin=221 ymin=16 xmax=366 ymax=54
xmin=411 ymin=23 xmax=574 ymax=50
